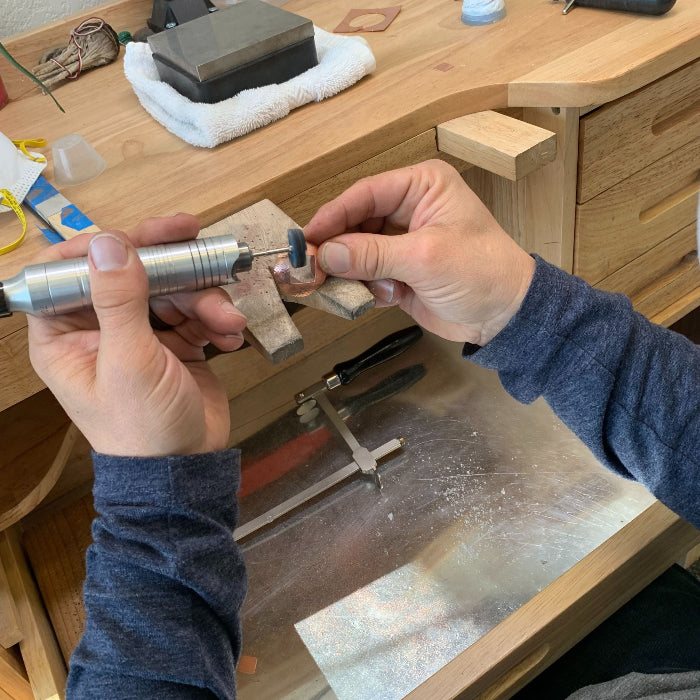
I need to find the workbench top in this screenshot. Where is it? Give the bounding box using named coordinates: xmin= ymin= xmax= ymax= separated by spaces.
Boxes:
xmin=0 ymin=0 xmax=697 ymax=268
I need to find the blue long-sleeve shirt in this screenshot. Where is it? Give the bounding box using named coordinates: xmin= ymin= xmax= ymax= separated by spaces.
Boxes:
xmin=66 ymin=256 xmax=699 ymax=698
xmin=67 ymin=451 xmax=246 ymax=698
xmin=470 ymin=256 xmax=699 ymax=528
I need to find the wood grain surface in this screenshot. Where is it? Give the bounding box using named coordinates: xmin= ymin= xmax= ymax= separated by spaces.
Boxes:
xmin=575 ymin=138 xmax=699 ymax=285
xmin=407 ymin=502 xmax=700 ymax=700
xmin=0 ymin=391 xmax=74 ymax=531
xmin=0 ymin=0 xmax=697 ymax=267
xmin=0 ymin=646 xmax=32 ymax=700
xmin=437 ymin=111 xmax=557 ymax=181
xmin=0 ymin=530 xmax=66 ymax=699
xmin=577 ymin=59 xmax=699 ymax=204
xmin=0 ymin=0 xmax=697 ymax=413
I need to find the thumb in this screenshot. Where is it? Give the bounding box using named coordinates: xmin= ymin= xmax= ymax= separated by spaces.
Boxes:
xmin=88 ymin=233 xmax=153 ymax=356
xmin=317 ymin=232 xmax=414 ymax=282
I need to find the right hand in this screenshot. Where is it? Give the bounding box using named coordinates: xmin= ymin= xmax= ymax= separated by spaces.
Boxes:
xmin=304 ymin=160 xmax=535 ymax=346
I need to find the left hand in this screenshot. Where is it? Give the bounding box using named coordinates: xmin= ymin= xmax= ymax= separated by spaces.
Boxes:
xmin=27 ymin=214 xmax=246 ymax=456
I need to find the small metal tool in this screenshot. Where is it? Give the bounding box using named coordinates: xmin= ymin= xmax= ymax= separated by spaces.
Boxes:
xmin=0 ymin=228 xmax=307 ymax=318
xmin=234 ymin=326 xmax=424 ymax=540
xmin=315 ymin=391 xmax=379 ymax=484
xmin=296 ymin=325 xmax=423 ymax=488
xmin=233 ymin=438 xmax=404 ymax=541
xmin=296 ymin=325 xmax=424 ymax=403
xmin=556 ymin=0 xmax=675 ymax=14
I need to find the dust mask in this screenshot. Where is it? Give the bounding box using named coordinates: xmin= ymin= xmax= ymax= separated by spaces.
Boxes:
xmin=0 ymin=131 xmax=46 ymax=254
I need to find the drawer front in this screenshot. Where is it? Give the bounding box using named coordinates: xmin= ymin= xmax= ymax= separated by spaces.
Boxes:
xmin=575 ymin=137 xmax=699 ymax=286
xmin=279 ymin=130 xmax=468 ymax=226
xmin=595 ymin=222 xmax=700 ymax=321
xmin=578 ymin=60 xmax=700 ymax=203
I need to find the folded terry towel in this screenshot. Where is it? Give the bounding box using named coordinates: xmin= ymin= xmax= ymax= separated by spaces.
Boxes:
xmin=123 ymin=27 xmax=376 ymax=148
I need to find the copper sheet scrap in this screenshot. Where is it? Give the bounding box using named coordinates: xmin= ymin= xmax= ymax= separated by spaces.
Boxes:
xmin=334 ymin=7 xmax=401 ymax=33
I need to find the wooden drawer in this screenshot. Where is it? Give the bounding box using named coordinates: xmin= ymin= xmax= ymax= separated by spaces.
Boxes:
xmin=578 ymin=59 xmax=700 ymax=203
xmin=595 ymin=222 xmax=700 ymax=321
xmin=279 ymin=130 xmax=468 ymax=226
xmin=574 ymin=137 xmax=699 ymax=286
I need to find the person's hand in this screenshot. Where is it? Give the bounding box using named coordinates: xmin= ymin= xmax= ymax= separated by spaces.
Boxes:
xmin=304 ymin=160 xmax=535 ymax=346
xmin=27 ymin=215 xmax=246 ymax=457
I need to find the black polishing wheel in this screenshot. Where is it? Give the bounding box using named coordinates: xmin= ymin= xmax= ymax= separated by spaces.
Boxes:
xmin=287 ymin=228 xmax=307 ymax=268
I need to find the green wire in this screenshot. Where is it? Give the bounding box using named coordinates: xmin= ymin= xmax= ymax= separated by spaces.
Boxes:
xmin=0 ymin=41 xmax=65 ymax=113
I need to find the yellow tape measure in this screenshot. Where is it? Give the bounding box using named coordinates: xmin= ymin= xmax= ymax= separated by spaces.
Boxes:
xmin=12 ymin=138 xmax=47 ymax=163
xmin=0 ymin=189 xmax=27 ymax=256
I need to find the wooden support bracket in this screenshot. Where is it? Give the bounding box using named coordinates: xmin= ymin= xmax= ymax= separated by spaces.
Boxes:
xmin=0 ymin=530 xmax=66 ymax=700
xmin=0 ymin=646 xmax=33 ymax=700
xmin=0 ymin=392 xmax=78 ymax=533
xmin=437 ymin=110 xmax=557 ymax=180
xmin=0 ymin=561 xmax=21 ymax=649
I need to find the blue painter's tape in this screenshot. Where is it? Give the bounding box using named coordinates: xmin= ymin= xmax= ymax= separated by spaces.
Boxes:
xmin=60 ymin=205 xmax=95 ymax=231
xmin=25 ymin=176 xmax=60 ymax=207
xmin=39 ymin=227 xmax=65 ymax=244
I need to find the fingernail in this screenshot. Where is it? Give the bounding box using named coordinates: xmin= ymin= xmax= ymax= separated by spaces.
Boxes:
xmin=320 ymin=242 xmax=350 ymax=274
xmin=221 ymin=300 xmax=243 ymax=316
xmin=368 ymin=279 xmax=395 ymax=304
xmin=89 ymin=234 xmax=128 ymax=271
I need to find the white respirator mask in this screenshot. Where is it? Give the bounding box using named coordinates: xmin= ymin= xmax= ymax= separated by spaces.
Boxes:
xmin=0 ymin=131 xmax=47 ymax=254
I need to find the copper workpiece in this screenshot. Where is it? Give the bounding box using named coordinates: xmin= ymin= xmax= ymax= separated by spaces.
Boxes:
xmin=273 ymin=242 xmax=327 ymax=297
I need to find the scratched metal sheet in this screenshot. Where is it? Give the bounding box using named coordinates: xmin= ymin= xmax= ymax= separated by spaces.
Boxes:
xmin=234 ymin=331 xmax=654 ymax=700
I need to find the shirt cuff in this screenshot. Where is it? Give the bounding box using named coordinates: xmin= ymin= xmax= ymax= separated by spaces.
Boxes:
xmin=92 ymin=449 xmax=241 ymax=510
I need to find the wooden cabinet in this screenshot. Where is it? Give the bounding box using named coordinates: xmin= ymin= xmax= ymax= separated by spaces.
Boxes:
xmin=574 ymin=61 xmax=700 ymax=324
xmin=577 ymin=60 xmax=700 ymax=203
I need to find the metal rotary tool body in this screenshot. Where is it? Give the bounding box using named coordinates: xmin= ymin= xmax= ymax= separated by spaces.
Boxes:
xmin=0 ymin=229 xmax=307 ymax=318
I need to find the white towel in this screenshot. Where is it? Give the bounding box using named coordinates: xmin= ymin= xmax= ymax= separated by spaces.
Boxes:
xmin=123 ymin=27 xmax=376 ymax=148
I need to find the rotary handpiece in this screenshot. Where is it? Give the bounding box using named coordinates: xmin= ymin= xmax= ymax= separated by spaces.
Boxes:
xmin=0 ymin=228 xmax=307 ymax=318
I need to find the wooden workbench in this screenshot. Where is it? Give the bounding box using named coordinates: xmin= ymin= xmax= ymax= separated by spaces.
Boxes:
xmin=1 ymin=0 xmax=699 ymax=411
xmin=0 ymin=1 xmax=698 ymax=698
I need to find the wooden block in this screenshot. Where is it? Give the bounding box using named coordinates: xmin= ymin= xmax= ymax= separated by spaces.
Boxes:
xmin=437 ymin=111 xmax=557 ymax=181
xmin=280 ymin=276 xmax=375 ymax=320
xmin=0 ymin=530 xmax=66 ymax=700
xmin=0 ymin=646 xmax=33 ymax=700
xmin=201 ymin=200 xmax=304 ymax=364
xmin=21 ymin=496 xmax=96 ymax=665
xmin=0 ymin=561 xmax=21 ymax=649
xmin=200 ymin=200 xmax=374 ymax=362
